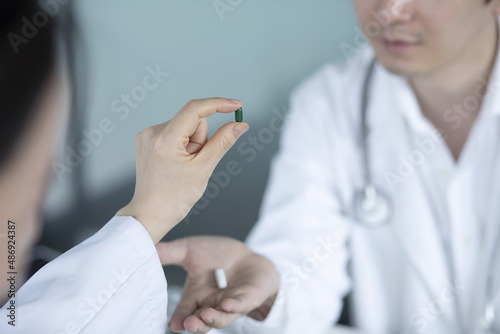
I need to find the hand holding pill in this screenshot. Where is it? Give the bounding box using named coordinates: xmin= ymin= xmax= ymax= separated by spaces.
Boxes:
xmin=116 ymin=98 xmax=249 ymax=243
xmin=156 ymin=236 xmax=280 ymax=333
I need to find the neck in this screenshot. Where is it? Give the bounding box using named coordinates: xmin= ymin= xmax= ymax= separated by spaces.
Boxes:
xmin=410 ymin=20 xmax=499 ymax=110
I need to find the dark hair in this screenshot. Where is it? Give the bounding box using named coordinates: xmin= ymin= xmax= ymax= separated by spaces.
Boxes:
xmin=0 ymin=0 xmax=60 ymax=167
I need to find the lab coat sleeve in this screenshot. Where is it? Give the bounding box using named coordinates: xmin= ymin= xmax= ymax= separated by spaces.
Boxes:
xmin=220 ymin=68 xmax=353 ymax=334
xmin=0 ymin=215 xmax=168 ymax=334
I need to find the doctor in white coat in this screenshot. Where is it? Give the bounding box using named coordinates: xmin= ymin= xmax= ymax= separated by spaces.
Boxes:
xmin=158 ymin=0 xmax=500 ymax=333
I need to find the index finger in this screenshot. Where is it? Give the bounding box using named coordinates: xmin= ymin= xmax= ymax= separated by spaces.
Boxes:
xmin=167 ymin=98 xmax=242 ymax=139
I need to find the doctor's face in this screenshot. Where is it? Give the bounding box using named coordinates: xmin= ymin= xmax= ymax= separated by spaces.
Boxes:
xmin=352 ymin=0 xmax=500 ymax=77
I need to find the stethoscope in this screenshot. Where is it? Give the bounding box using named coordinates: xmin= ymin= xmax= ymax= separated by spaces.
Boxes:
xmin=352 ymin=57 xmax=500 ymax=332
xmin=352 ymin=58 xmax=392 ymax=227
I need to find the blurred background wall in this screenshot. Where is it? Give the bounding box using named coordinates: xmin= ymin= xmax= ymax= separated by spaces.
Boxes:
xmin=38 ymin=0 xmax=359 ymax=285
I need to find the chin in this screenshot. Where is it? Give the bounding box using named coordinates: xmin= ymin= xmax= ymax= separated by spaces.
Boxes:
xmin=375 ymin=54 xmax=423 ymax=78
xmin=381 ymin=62 xmax=414 ymax=77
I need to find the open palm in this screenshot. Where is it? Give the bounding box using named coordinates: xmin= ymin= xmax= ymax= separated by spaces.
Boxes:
xmin=157 ymin=236 xmax=280 ymax=333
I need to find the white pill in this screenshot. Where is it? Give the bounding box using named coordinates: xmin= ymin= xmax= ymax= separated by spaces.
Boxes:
xmin=215 ymin=268 xmax=228 ymax=289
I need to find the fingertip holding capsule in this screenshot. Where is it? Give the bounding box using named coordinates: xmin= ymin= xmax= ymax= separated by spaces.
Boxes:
xmin=229 ymin=99 xmax=242 ymax=105
xmin=233 ymin=123 xmax=249 ymax=137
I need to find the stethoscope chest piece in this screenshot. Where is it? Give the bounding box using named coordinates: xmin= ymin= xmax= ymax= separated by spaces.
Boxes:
xmin=353 ymin=185 xmax=391 ymax=227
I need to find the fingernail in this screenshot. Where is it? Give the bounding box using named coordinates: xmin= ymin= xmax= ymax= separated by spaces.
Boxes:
xmin=229 ymin=99 xmax=242 ymax=105
xmin=204 ymin=318 xmax=214 ymax=324
xmin=233 ymin=123 xmax=249 ymax=137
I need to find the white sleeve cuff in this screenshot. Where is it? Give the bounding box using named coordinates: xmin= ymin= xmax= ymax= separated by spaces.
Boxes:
xmin=101 ymin=215 xmax=157 ymax=258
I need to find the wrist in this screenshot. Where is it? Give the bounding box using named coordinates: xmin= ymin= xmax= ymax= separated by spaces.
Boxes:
xmin=116 ymin=204 xmax=178 ymax=243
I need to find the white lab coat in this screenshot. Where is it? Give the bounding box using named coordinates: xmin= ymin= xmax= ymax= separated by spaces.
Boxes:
xmin=0 ymin=216 xmax=168 ymax=334
xmin=217 ymin=44 xmax=500 ymax=334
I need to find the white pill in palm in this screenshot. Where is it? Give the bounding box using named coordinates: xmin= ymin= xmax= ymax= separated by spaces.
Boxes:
xmin=215 ymin=268 xmax=228 ymax=289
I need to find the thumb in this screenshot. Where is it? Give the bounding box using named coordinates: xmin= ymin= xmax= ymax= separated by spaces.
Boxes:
xmin=156 ymin=239 xmax=188 ymax=266
xmin=197 ymin=122 xmax=249 ymax=169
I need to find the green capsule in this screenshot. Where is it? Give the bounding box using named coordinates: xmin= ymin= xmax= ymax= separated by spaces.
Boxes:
xmin=235 ymin=107 xmax=243 ymax=122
